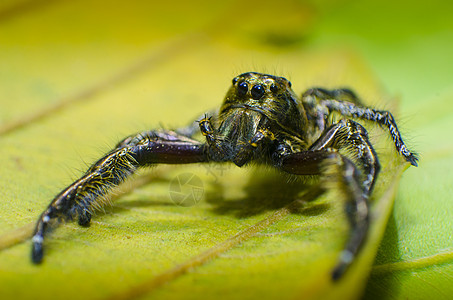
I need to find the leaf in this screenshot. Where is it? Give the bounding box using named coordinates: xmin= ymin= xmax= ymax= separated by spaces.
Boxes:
xmin=363 ymin=90 xmax=453 ymax=299
xmin=305 ymin=1 xmax=453 ymax=298
xmin=0 ymin=1 xmax=440 ymax=300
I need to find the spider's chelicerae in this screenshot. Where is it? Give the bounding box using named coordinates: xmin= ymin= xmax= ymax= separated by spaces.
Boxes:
xmin=31 ymin=72 xmax=417 ymax=280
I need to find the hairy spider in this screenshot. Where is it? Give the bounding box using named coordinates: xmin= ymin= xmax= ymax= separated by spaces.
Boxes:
xmin=31 ymin=72 xmax=417 ymax=280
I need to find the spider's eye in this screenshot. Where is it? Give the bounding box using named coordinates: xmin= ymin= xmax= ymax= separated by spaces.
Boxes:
xmin=237 ymin=82 xmax=248 ymax=97
xmin=288 ymin=81 xmax=292 ymax=88
xmin=232 ymin=77 xmax=238 ymax=85
xmin=251 ymin=84 xmax=265 ymax=100
xmin=270 ymin=84 xmax=278 ymax=93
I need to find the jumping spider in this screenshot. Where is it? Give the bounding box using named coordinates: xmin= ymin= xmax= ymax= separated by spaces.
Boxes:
xmin=31 ymin=72 xmax=417 ymax=280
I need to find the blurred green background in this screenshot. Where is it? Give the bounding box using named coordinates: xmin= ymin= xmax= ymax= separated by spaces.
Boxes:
xmin=1 ymin=0 xmax=452 ymax=299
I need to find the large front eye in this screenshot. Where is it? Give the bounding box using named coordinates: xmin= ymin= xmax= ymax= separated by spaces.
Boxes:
xmin=251 ymin=84 xmax=265 ymax=100
xmin=237 ymin=81 xmax=248 ymax=97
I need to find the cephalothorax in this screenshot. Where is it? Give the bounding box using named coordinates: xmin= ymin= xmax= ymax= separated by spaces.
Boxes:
xmin=31 ymin=72 xmax=417 ymax=280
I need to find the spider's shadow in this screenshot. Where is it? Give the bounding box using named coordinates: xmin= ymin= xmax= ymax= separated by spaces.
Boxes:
xmin=109 ymin=171 xmax=329 ymax=220
xmin=204 ymin=171 xmax=330 ymax=219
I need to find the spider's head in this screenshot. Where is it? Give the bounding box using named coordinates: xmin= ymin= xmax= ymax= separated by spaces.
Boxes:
xmin=218 ymin=72 xmax=307 ymax=136
xmin=214 ymin=73 xmax=307 ymax=163
xmin=223 ymin=72 xmax=294 ymax=111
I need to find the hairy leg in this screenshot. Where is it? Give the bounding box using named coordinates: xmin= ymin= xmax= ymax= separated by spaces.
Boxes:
xmin=276 ymin=120 xmax=380 ymax=280
xmin=32 ymin=130 xmax=207 ymax=263
xmin=302 ymin=87 xmax=418 ymax=166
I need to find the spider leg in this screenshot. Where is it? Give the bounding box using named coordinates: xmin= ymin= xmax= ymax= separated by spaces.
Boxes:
xmin=232 ymin=128 xmax=275 ymax=166
xmin=302 ymin=87 xmax=418 ymax=166
xmin=176 ymin=109 xmax=219 ymax=138
xmin=309 ymin=119 xmax=380 ymax=194
xmin=303 ymin=87 xmax=364 ymax=105
xmin=31 ymin=130 xmax=207 ymax=264
xmin=276 ymin=120 xmax=380 ymax=280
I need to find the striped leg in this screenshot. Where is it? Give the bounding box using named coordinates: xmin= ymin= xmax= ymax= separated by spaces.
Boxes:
xmin=32 ymin=130 xmax=207 ymax=263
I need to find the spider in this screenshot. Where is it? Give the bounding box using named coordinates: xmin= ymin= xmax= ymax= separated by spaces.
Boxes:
xmin=31 ymin=72 xmax=418 ymax=280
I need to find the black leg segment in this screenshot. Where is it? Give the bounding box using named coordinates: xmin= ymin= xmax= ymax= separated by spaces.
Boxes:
xmin=31 ymin=130 xmax=207 ymax=264
xmin=277 ymin=119 xmax=380 ymax=280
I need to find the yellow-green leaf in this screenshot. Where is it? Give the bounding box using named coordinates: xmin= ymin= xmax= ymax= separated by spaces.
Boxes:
xmin=2 ymin=1 xmax=450 ymax=300
xmin=306 ymin=1 xmax=453 ymax=299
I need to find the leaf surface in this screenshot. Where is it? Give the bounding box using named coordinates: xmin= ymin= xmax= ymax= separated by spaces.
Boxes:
xmin=1 ymin=1 xmax=449 ymax=300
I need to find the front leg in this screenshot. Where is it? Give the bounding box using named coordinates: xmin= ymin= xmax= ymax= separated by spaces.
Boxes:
xmin=276 ymin=120 xmax=380 ymax=280
xmin=278 ymin=150 xmax=370 ymax=280
xmin=31 ymin=130 xmax=207 ymax=264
